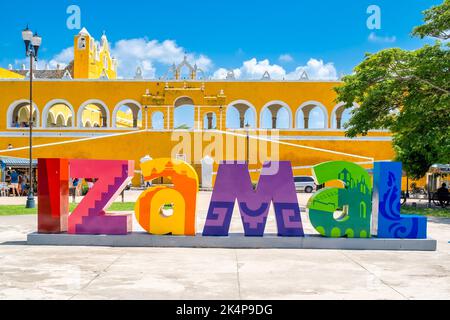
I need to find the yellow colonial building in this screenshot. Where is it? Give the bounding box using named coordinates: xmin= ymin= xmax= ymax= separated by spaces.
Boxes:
xmin=0 ymin=28 xmax=398 ymax=186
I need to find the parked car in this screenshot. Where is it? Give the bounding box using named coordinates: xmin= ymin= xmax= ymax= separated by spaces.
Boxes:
xmin=294 ymin=176 xmax=316 ymax=193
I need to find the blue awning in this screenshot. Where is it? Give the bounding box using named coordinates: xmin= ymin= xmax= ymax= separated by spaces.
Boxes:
xmin=0 ymin=157 xmax=37 ymax=169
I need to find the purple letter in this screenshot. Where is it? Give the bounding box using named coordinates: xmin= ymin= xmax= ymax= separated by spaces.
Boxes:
xmin=203 ymin=162 xmax=304 ymax=237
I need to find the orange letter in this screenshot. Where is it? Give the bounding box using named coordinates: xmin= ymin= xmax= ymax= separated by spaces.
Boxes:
xmin=135 ymin=159 xmax=199 ymax=236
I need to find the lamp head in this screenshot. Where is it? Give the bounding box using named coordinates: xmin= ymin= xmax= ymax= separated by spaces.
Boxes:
xmin=31 ymin=32 xmax=42 ymax=60
xmin=22 ymin=25 xmax=33 ymax=53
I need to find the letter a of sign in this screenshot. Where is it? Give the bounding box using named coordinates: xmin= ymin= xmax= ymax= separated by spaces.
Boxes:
xmin=68 ymin=160 xmax=134 ymax=235
xmin=307 ymin=161 xmax=372 ymax=238
xmin=135 ymin=158 xmax=199 ymax=236
xmin=203 ymin=161 xmax=304 ymax=237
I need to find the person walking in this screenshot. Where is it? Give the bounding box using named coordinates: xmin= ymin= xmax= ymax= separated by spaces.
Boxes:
xmin=18 ymin=172 xmax=24 ymax=196
xmin=21 ymin=174 xmax=30 ymax=196
xmin=72 ymin=178 xmax=81 ymax=196
xmin=9 ymin=169 xmax=20 ymax=197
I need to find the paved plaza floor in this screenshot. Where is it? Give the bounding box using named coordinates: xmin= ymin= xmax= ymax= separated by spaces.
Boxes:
xmin=0 ymin=192 xmax=449 ymax=300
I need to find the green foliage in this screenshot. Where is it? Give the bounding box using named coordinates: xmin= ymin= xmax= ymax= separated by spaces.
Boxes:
xmin=413 ymin=0 xmax=450 ymax=40
xmin=0 ymin=202 xmax=137 ymax=216
xmin=401 ymin=206 xmax=450 ymax=219
xmin=335 ymin=1 xmax=450 ymax=179
xmin=175 ymin=124 xmax=191 ymax=129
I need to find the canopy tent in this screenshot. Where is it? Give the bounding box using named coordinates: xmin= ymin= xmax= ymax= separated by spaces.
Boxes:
xmin=0 ymin=157 xmax=37 ymax=170
xmin=429 ymin=164 xmax=450 ymax=175
xmin=0 ymin=157 xmax=37 ymax=183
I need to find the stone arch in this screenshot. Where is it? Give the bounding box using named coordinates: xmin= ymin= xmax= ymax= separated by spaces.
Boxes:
xmin=296 ymin=109 xmax=305 ymax=129
xmin=260 ymin=100 xmax=293 ymax=129
xmin=78 ymin=99 xmax=110 ymax=128
xmin=331 ymin=102 xmax=359 ymax=129
xmin=174 ymin=96 xmax=195 ymax=108
xmin=46 ymin=112 xmax=56 ymax=127
xmin=226 ymin=100 xmax=257 ymax=129
xmin=7 ymin=99 xmax=40 ymax=128
xmin=42 ymin=99 xmax=75 ymax=128
xmin=174 ymin=96 xmax=195 ymax=130
xmin=296 ymin=101 xmax=329 ymax=129
xmin=55 ymin=113 xmax=66 ymax=127
xmin=112 ymin=99 xmax=142 ymax=128
xmin=151 ymin=111 xmax=165 ymax=130
xmin=203 ymin=112 xmax=217 ymax=130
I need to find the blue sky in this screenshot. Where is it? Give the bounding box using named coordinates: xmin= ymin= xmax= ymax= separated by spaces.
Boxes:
xmin=0 ymin=0 xmax=441 ymax=80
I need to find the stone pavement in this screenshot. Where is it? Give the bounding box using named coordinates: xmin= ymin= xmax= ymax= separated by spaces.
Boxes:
xmin=0 ymin=192 xmax=449 ymax=300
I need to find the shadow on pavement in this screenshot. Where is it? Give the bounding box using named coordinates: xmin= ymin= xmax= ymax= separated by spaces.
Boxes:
xmin=0 ymin=241 xmax=27 ymax=246
xmin=428 ymin=217 xmax=450 ymax=225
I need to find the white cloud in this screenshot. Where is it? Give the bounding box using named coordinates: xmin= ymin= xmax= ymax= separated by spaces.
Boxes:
xmin=241 ymin=58 xmax=286 ymax=80
xmin=213 ymin=68 xmax=228 ymax=79
xmin=111 ymin=38 xmax=212 ymax=79
xmin=48 ymin=47 xmax=74 ymax=68
xmin=12 ymin=38 xmax=212 ymax=79
xmin=286 ymin=58 xmax=338 ymax=80
xmin=368 ymin=32 xmax=397 ymax=43
xmin=212 ymin=58 xmax=338 ymax=80
xmin=194 ymin=54 xmax=213 ymax=71
xmin=13 ymin=47 xmax=74 ymax=70
xmin=213 ymin=67 xmax=242 ymax=80
xmin=10 ymin=37 xmax=337 ymax=82
xmin=279 ymin=54 xmax=294 ymax=63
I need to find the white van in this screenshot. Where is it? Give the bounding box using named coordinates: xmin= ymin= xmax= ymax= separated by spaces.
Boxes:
xmin=294 ymin=176 xmax=316 ymax=193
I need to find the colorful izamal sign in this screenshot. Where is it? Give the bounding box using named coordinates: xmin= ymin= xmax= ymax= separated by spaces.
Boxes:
xmin=37 ymin=158 xmax=427 ymax=240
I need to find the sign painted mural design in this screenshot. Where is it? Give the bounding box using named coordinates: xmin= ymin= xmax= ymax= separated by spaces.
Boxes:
xmin=373 ymin=162 xmax=427 ymax=239
xmin=307 ymin=161 xmax=372 ymax=238
xmin=37 ymin=158 xmax=428 ymax=240
xmin=203 ymin=162 xmax=303 ymax=237
xmin=135 ymin=158 xmax=198 ymax=236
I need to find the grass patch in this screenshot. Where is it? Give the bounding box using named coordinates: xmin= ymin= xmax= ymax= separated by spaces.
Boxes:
xmin=401 ymin=206 xmax=450 ymax=219
xmin=0 ymin=202 xmax=448 ymax=218
xmin=0 ymin=202 xmax=136 ymax=216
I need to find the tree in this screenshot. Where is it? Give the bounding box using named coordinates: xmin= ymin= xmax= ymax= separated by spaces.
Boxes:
xmin=413 ymin=0 xmax=450 ymax=40
xmin=335 ymin=0 xmax=450 ymax=179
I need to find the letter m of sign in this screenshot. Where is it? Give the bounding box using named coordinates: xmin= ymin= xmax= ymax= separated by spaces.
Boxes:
xmin=202 ymin=162 xmax=304 ymax=237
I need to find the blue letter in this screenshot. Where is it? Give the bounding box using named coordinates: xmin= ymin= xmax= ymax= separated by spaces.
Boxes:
xmin=373 ymin=162 xmax=427 ymax=239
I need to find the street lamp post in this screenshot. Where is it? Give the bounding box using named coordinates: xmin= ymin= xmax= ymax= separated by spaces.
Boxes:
xmin=245 ymin=123 xmax=251 ymax=164
xmin=22 ymin=26 xmax=41 ymax=209
xmin=145 ymin=105 xmax=149 ymax=130
xmin=142 ymin=89 xmax=151 ymax=130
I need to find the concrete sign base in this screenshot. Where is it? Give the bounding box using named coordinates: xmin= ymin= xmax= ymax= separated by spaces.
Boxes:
xmin=27 ymin=233 xmax=437 ymax=251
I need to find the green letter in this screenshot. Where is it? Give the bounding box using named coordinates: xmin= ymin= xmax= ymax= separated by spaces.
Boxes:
xmin=307 ymin=161 xmax=372 ymax=238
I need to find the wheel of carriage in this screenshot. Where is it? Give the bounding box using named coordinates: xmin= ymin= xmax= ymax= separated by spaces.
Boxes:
xmin=401 ymin=191 xmax=407 ymax=206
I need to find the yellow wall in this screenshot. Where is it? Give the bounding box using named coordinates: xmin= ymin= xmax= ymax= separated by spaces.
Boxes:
xmin=0 ymin=68 xmax=24 ymax=79
xmin=0 ymin=79 xmax=405 ymax=186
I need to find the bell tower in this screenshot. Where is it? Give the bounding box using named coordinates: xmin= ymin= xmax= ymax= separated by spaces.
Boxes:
xmin=73 ymin=28 xmax=117 ymax=79
xmin=73 ymin=28 xmax=91 ymax=79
